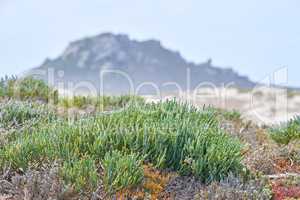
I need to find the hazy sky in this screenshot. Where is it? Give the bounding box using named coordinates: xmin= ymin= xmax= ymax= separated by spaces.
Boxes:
xmin=1 ymin=0 xmax=299 ymax=86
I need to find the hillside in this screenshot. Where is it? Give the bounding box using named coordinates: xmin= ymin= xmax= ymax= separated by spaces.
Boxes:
xmin=28 ymin=33 xmax=255 ymax=95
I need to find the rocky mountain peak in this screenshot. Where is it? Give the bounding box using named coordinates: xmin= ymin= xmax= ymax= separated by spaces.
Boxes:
xmin=31 ymin=33 xmax=255 ymax=94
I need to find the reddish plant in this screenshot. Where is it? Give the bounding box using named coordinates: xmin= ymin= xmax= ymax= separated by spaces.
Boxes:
xmin=272 ymin=181 xmax=300 ymax=200
xmin=275 ymin=159 xmax=300 ymax=174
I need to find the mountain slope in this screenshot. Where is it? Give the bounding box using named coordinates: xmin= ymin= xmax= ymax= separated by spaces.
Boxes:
xmin=29 ymin=33 xmax=256 ymax=94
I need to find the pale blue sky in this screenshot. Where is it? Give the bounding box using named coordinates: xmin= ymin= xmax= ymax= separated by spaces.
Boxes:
xmin=0 ymin=0 xmax=299 ymax=86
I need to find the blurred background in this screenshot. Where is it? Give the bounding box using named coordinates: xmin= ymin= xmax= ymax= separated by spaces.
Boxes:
xmin=1 ymin=0 xmax=300 ymax=87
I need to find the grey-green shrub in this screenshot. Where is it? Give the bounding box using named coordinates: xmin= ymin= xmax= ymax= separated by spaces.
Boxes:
xmin=0 ymin=79 xmax=5 ymax=97
xmin=198 ymin=175 xmax=272 ymax=200
xmin=0 ymin=101 xmax=55 ymax=129
xmin=0 ymin=75 xmax=17 ymax=98
xmin=222 ymin=109 xmax=242 ymax=121
xmin=186 ymin=129 xmax=243 ymax=182
xmin=0 ymin=100 xmax=243 ymax=186
xmin=58 ymin=95 xmax=144 ymax=111
xmin=0 ymin=76 xmax=58 ymax=102
xmin=103 ymin=151 xmax=144 ymax=193
xmin=269 ymin=116 xmax=300 ymax=145
xmin=60 ymin=157 xmax=99 ymax=192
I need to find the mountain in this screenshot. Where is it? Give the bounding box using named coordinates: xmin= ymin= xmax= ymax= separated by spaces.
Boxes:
xmin=28 ymin=33 xmax=256 ymax=95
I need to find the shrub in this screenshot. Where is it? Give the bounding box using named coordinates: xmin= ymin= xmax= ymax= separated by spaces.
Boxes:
xmin=222 ymin=109 xmax=242 ymax=121
xmin=0 ymin=101 xmax=55 ymax=129
xmin=59 ymin=96 xmax=92 ymax=109
xmin=198 ymin=175 xmax=273 ymax=200
xmin=186 ymin=130 xmax=243 ymax=182
xmin=60 ymin=157 xmax=99 ymax=193
xmin=1 ymin=129 xmax=56 ymax=169
xmin=243 ymin=146 xmax=278 ymax=175
xmin=272 ymin=178 xmax=300 ymax=200
xmin=0 ymin=76 xmax=58 ymax=102
xmin=0 ymin=79 xmax=5 ymax=98
xmin=269 ymin=117 xmax=300 ymax=145
xmin=0 ymin=100 xmax=243 ymax=187
xmin=276 ymin=142 xmax=300 ymax=167
xmin=0 ymin=166 xmax=68 ymax=200
xmin=0 ymin=75 xmax=17 ymax=97
xmin=58 ymin=95 xmax=144 ymax=111
xmin=91 ymin=102 xmax=243 ymax=183
xmin=15 ymin=77 xmax=51 ymax=101
xmin=103 ymin=151 xmax=144 ymax=193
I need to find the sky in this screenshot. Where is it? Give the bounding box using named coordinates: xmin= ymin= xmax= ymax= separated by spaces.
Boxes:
xmin=0 ymin=0 xmax=299 ymax=86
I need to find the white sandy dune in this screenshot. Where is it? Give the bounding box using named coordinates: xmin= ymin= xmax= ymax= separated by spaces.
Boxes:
xmin=143 ymin=87 xmax=300 ymax=125
xmin=57 ymin=86 xmax=300 ymax=125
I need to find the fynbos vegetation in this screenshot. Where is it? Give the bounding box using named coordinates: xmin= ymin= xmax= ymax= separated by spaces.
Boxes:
xmin=0 ymin=76 xmax=58 ymax=102
xmin=269 ymin=117 xmax=300 ymax=145
xmin=0 ymin=77 xmax=299 ymax=199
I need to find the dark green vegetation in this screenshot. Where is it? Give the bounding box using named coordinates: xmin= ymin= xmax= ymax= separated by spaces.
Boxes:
xmin=269 ymin=116 xmax=300 ymax=145
xmin=103 ymin=151 xmax=144 ymax=193
xmin=60 ymin=156 xmax=99 ymax=192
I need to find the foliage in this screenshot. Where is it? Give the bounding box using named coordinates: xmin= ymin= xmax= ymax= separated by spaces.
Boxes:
xmin=222 ymin=109 xmax=242 ymax=121
xmin=0 ymin=101 xmax=55 ymax=129
xmin=269 ymin=117 xmax=300 ymax=145
xmin=0 ymin=75 xmax=17 ymax=98
xmin=243 ymin=145 xmax=280 ymax=175
xmin=60 ymin=157 xmax=99 ymax=193
xmin=0 ymin=76 xmax=58 ymax=102
xmin=58 ymin=95 xmax=144 ymax=110
xmin=198 ymin=175 xmax=273 ymax=200
xmin=0 ymin=100 xmax=244 ymax=192
xmin=272 ymin=178 xmax=300 ymax=200
xmin=0 ymin=78 xmax=5 ymax=97
xmin=142 ymin=165 xmax=171 ymax=199
xmin=103 ymin=151 xmax=144 ymax=193
xmin=186 ymin=130 xmax=243 ymax=182
xmin=277 ymin=142 xmax=300 ymax=167
xmin=0 ymin=166 xmax=69 ymax=200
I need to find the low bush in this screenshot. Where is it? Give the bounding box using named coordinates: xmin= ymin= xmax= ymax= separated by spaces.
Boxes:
xmin=60 ymin=157 xmax=99 ymax=193
xmin=269 ymin=117 xmax=300 ymax=145
xmin=186 ymin=130 xmax=243 ymax=182
xmin=0 ymin=100 xmax=244 ymax=191
xmin=0 ymin=166 xmax=69 ymax=200
xmin=0 ymin=80 xmax=5 ymax=98
xmin=0 ymin=76 xmax=58 ymax=102
xmin=222 ymin=109 xmax=242 ymax=121
xmin=198 ymin=175 xmax=273 ymax=200
xmin=58 ymin=95 xmax=144 ymax=111
xmin=272 ymin=178 xmax=300 ymax=200
xmin=0 ymin=101 xmax=55 ymax=129
xmin=277 ymin=142 xmax=300 ymax=166
xmin=0 ymin=75 xmax=17 ymax=98
xmin=59 ymin=96 xmax=93 ymax=109
xmin=103 ymin=151 xmax=144 ymax=193
xmin=243 ymin=146 xmax=278 ymax=175
xmin=1 ymin=130 xmax=56 ymax=169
